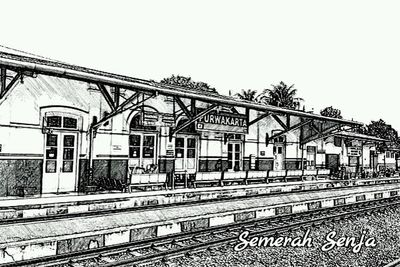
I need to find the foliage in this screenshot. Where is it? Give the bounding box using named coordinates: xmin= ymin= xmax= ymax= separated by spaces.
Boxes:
xmin=234 ymin=89 xmax=263 ymax=102
xmin=359 ymin=119 xmax=400 ymax=151
xmin=160 ymin=75 xmax=218 ymax=94
xmin=320 ymin=106 xmax=343 ymax=119
xmin=261 ymin=81 xmax=302 ymax=109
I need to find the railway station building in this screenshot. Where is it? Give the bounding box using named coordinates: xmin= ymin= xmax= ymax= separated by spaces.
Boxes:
xmin=0 ymin=48 xmax=392 ymax=197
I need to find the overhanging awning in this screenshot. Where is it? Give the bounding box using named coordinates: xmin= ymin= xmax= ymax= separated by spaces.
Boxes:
xmin=0 ymin=49 xmax=363 ymax=128
xmin=335 ymin=131 xmax=388 ymax=143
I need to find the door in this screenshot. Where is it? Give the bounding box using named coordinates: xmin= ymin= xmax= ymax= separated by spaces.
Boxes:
xmin=273 ymin=144 xmax=285 ymax=170
xmin=370 ymin=151 xmax=378 ymax=171
xmin=43 ymin=132 xmax=78 ymax=193
xmin=227 ymin=142 xmax=242 ymax=171
xmin=306 ymin=146 xmax=316 ymax=170
xmin=129 ymin=133 xmax=157 ymax=170
xmin=326 ymin=154 xmax=340 ymax=173
xmin=175 ymin=136 xmax=197 ymax=173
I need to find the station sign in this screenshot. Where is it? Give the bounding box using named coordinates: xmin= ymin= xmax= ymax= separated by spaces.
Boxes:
xmin=143 ymin=111 xmax=175 ymax=127
xmin=347 ymin=147 xmax=362 ymax=157
xmin=196 ymin=110 xmax=248 ymax=134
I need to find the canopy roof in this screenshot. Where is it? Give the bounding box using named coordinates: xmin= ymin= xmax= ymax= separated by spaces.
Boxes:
xmin=0 ymin=47 xmax=363 ymax=127
xmin=335 ymin=131 xmax=388 ymax=142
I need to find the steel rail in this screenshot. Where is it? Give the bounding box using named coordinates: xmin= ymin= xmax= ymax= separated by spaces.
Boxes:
xmin=4 ymin=197 xmax=399 ymax=267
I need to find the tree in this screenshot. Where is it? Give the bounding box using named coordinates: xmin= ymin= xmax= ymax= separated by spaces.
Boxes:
xmin=361 ymin=119 xmax=399 ymax=151
xmin=320 ymin=106 xmax=343 ymax=119
xmin=366 ymin=119 xmax=398 ymax=142
xmin=261 ymin=81 xmax=302 ymax=109
xmin=160 ymin=75 xmax=218 ymax=94
xmin=234 ymin=89 xmax=262 ymax=102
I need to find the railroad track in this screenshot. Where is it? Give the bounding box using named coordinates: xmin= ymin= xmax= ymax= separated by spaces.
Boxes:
xmin=4 ymin=196 xmax=400 ymax=267
xmin=0 ymin=180 xmax=398 ymax=226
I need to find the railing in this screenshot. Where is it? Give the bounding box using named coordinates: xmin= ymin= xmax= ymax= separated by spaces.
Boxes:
xmin=127 ymin=169 xmax=332 ymax=190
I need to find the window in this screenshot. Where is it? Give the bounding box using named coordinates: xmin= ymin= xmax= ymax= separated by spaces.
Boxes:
xmin=175 ymin=138 xmax=184 ymax=158
xmin=47 ymin=116 xmax=62 ymax=127
xmin=143 ymin=136 xmax=155 ymax=158
xmin=187 ymin=138 xmax=196 ymax=158
xmin=129 ymin=135 xmax=141 ymax=158
xmin=275 ymin=205 xmax=292 ymax=215
xmin=307 ymin=201 xmax=322 ymax=210
xmin=63 ymin=117 xmax=77 ymax=129
xmin=356 ymin=195 xmax=366 ymax=202
xmin=45 ymin=134 xmax=58 ymax=173
xmin=334 ymin=137 xmax=342 ymax=147
xmin=390 ymin=191 xmax=398 ymax=197
xmin=374 ymin=193 xmax=383 ymax=199
xmin=334 ymin=198 xmax=346 ymax=206
xmin=129 ymin=134 xmax=156 ymax=160
xmin=62 ymin=135 xmax=75 ymax=172
xmin=130 ymin=114 xmax=157 ymax=131
xmin=46 ymin=115 xmax=78 ymax=129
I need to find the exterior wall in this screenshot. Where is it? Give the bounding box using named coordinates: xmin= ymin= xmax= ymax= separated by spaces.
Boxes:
xmin=3 ymin=73 xmax=395 ymax=196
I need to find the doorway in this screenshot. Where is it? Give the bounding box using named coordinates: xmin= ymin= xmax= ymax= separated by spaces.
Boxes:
xmin=128 ymin=133 xmax=157 ymax=170
xmin=273 ymin=144 xmax=285 ymax=170
xmin=306 ymin=146 xmax=316 ymax=170
xmin=227 ymin=142 xmax=242 ymax=171
xmin=43 ymin=132 xmax=78 ymax=193
xmin=175 ymin=136 xmax=197 ymax=173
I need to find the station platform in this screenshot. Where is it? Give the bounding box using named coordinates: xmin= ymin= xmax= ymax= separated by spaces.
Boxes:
xmin=0 ymin=177 xmax=399 ymax=221
xmin=0 ymin=181 xmax=400 ymax=263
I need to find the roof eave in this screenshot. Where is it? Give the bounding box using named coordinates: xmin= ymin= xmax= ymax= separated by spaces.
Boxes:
xmin=0 ymin=54 xmax=362 ymax=126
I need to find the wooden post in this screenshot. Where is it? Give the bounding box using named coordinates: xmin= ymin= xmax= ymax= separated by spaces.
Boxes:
xmin=0 ymin=68 xmax=6 ymax=97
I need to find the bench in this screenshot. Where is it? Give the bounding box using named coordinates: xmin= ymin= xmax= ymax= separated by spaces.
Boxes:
xmin=127 ymin=173 xmax=168 ymax=192
xmin=193 ymin=172 xmax=222 ymax=188
xmin=246 ymin=171 xmax=268 ymax=184
xmin=222 ymin=171 xmax=247 ymax=185
xmin=268 ymin=170 xmax=287 ymax=182
xmin=302 ymin=169 xmax=317 ymax=180
xmin=286 ymin=170 xmax=304 ymax=181
xmin=317 ymin=169 xmax=330 ymax=179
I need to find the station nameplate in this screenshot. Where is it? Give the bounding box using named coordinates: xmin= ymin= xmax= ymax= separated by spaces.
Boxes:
xmin=196 ymin=110 xmax=248 ymax=134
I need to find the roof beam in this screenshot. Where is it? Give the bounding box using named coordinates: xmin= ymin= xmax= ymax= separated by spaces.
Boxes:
xmin=310 ymin=122 xmax=321 ymax=134
xmin=174 ymin=96 xmax=193 ymax=119
xmin=269 ymin=119 xmax=314 ymax=141
xmin=171 ymin=103 xmax=218 ymax=136
xmin=272 ymin=114 xmax=289 ymax=131
xmin=113 ymin=87 xmax=120 ymax=107
xmin=97 ymin=83 xmax=116 ymax=111
xmin=92 ymin=91 xmax=154 ymax=129
xmin=248 ymin=112 xmax=270 ymax=126
xmin=0 ymin=68 xmax=6 ymax=97
xmin=301 ymin=124 xmax=341 ymax=145
xmin=0 ymin=71 xmax=21 ymax=99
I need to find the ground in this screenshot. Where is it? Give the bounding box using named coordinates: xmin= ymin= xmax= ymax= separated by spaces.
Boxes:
xmin=154 ymin=207 xmax=400 ymax=267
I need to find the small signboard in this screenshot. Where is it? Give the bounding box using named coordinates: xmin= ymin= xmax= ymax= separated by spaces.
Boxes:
xmin=250 ymin=154 xmax=256 ymax=170
xmin=347 ymin=147 xmax=361 ymax=157
xmin=143 ymin=111 xmax=175 ymax=127
xmin=166 ymin=149 xmax=174 ymax=157
xmin=112 ymin=145 xmax=122 ymax=151
xmin=143 ymin=111 xmax=159 ymax=126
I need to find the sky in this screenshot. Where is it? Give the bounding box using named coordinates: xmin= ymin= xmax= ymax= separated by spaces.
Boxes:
xmin=1 ymin=0 xmax=399 ymax=129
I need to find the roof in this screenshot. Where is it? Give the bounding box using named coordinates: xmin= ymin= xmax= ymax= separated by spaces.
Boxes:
xmin=0 ymin=47 xmax=362 ymax=126
xmin=335 ymin=131 xmax=388 ymax=142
